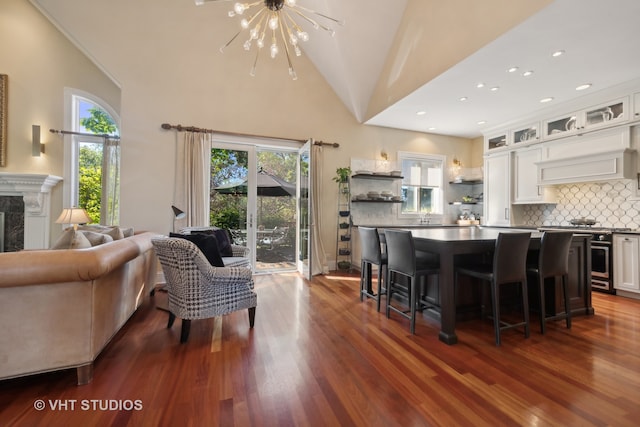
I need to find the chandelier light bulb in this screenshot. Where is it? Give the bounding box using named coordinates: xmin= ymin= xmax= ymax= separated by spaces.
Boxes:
xmin=257 ymin=37 xmax=265 ymax=48
xmin=268 ymin=16 xmax=279 ymax=30
xmin=241 ymin=18 xmax=249 ymax=29
xmin=243 ymin=40 xmax=251 ymax=50
xmin=234 ymin=3 xmax=246 ymax=15
xmin=270 ymin=42 xmax=278 ymax=58
xmin=297 ymin=30 xmax=309 ymax=42
xmin=286 ymin=0 xmax=296 ymax=6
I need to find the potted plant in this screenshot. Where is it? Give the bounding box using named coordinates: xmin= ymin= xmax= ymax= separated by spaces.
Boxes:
xmin=333 ymin=167 xmax=351 ymax=183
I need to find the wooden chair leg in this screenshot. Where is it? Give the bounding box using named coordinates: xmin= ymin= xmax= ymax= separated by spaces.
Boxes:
xmin=249 ymin=307 xmax=256 ymax=328
xmin=167 ymin=312 xmax=176 ymax=328
xmin=180 ymin=319 xmax=191 ymax=343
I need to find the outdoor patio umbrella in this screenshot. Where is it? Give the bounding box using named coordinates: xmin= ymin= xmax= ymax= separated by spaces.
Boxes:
xmin=215 ymin=170 xmax=296 ymax=197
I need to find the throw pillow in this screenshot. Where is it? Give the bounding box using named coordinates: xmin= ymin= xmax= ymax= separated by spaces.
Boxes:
xmin=191 ymin=228 xmax=233 ymax=257
xmin=80 ymin=230 xmax=114 ymax=246
xmin=169 ymin=232 xmax=225 ymax=267
xmin=50 ymin=228 xmax=92 ymax=250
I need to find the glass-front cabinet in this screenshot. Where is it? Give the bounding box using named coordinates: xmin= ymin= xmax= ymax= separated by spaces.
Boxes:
xmin=485 ymin=132 xmax=508 ymax=151
xmin=544 ymin=97 xmax=628 ymax=140
xmin=633 ymin=91 xmax=640 ymax=121
xmin=511 ymin=123 xmax=540 ymax=146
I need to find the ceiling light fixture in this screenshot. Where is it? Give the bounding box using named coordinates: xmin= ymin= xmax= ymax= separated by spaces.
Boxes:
xmin=459 ymin=96 xmax=468 ymax=102
xmin=218 ymin=0 xmax=344 ymax=80
xmin=507 ymin=66 xmax=519 ymax=73
xmin=552 ymin=50 xmax=565 ymax=57
xmin=540 ymin=97 xmax=554 ymax=103
xmin=476 ymin=83 xmax=485 ymax=88
xmin=477 ymin=120 xmax=486 ymax=125
xmin=416 ymin=111 xmax=427 ymax=116
xmin=522 ymin=70 xmax=534 ymax=77
xmin=576 ymin=83 xmax=592 ymax=91
xmin=490 ymin=86 xmax=499 ymax=92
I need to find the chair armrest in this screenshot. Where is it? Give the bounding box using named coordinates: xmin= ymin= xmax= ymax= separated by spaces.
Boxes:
xmin=192 ymin=253 xmax=254 ymax=288
xmin=230 ymin=244 xmax=250 ymax=257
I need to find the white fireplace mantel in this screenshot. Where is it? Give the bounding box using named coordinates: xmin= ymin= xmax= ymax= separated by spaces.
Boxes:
xmin=0 ymin=173 xmax=63 ymax=249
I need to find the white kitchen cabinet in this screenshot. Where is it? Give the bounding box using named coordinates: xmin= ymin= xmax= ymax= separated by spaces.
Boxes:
xmin=543 ymin=97 xmax=629 ymax=141
xmin=512 ymin=147 xmax=556 ymax=204
xmin=483 ymin=152 xmax=511 ymax=226
xmin=633 ymin=91 xmax=640 ymax=122
xmin=511 ymin=122 xmax=540 ymax=148
xmin=485 ymin=131 xmax=508 ymax=152
xmin=613 ymin=234 xmax=640 ymax=293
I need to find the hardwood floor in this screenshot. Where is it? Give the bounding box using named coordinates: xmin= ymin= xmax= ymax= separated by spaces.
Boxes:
xmin=1 ymin=272 xmax=640 ymax=426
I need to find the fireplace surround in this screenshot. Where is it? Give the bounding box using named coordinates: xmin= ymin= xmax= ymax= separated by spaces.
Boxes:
xmin=0 ymin=173 xmax=62 ymax=251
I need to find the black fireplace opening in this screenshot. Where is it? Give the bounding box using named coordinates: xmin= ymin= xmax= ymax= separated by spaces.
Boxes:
xmin=0 ymin=196 xmax=25 ymax=252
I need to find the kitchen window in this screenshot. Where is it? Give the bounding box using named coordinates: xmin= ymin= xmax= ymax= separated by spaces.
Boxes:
xmin=398 ymin=152 xmax=445 ymax=220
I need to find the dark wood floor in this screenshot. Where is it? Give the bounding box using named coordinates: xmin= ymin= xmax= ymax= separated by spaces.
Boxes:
xmin=1 ymin=272 xmax=640 ymax=426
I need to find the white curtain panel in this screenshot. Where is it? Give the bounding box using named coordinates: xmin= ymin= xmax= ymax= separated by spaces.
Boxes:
xmin=311 ymin=144 xmax=329 ymax=275
xmin=175 ymin=131 xmax=212 ymax=230
xmin=101 ymin=137 xmax=120 ymax=226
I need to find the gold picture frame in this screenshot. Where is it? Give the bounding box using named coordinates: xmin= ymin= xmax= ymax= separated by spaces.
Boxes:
xmin=0 ymin=74 xmax=6 ymax=167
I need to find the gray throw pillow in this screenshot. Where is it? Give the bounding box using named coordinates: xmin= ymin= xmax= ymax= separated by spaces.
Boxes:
xmin=50 ymin=228 xmax=92 ymax=249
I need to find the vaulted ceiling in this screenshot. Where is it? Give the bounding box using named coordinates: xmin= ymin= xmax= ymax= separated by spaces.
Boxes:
xmin=32 ymin=0 xmax=640 ymax=139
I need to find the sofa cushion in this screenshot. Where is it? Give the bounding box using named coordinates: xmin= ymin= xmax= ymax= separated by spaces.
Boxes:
xmin=77 ymin=225 xmax=125 ymax=240
xmin=50 ymin=228 xmax=92 ymax=249
xmin=169 ymin=233 xmax=225 ymax=267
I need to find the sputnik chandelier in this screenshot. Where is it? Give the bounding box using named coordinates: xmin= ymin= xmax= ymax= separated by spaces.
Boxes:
xmin=217 ymin=0 xmax=343 ymax=80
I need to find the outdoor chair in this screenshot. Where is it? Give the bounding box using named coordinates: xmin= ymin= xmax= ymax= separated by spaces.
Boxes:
xmin=152 ymin=237 xmax=257 ymax=343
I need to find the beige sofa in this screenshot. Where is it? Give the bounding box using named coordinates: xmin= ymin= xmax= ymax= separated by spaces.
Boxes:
xmin=0 ymin=231 xmax=158 ymax=385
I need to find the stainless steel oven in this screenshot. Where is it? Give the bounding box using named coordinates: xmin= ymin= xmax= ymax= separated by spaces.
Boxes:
xmin=591 ymin=239 xmax=613 ymax=292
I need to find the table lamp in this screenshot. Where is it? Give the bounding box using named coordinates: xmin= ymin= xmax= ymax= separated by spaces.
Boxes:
xmin=56 ymin=207 xmax=91 ymax=230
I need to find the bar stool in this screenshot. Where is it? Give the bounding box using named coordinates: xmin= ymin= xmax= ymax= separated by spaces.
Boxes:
xmin=358 ymin=227 xmax=387 ymax=311
xmin=455 ymin=232 xmax=531 ymax=346
xmin=384 ymin=229 xmax=439 ymax=335
xmin=527 ymin=231 xmax=573 ymax=334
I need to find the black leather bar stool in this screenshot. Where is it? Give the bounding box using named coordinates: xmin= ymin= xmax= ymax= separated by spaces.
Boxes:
xmin=358 ymin=227 xmax=387 ymax=311
xmin=384 ymin=229 xmax=439 ymax=335
xmin=527 ymin=231 xmax=573 ymax=334
xmin=455 ymin=232 xmax=531 ymax=346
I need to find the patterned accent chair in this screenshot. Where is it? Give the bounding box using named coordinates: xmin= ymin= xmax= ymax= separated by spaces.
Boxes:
xmin=152 ymin=237 xmax=257 ymax=343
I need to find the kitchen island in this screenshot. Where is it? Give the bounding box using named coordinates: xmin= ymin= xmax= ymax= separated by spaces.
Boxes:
xmin=360 ymin=226 xmax=592 ymax=345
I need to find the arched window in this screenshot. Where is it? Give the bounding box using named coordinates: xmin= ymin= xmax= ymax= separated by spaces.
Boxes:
xmin=64 ymin=89 xmax=120 ymax=225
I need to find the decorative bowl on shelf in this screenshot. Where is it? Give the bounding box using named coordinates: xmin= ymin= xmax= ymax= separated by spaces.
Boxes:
xmin=339 ymin=210 xmax=350 ymax=217
xmin=340 ymin=234 xmax=351 ymax=241
xmin=337 ymin=261 xmax=351 ymax=270
xmin=338 ymin=249 xmax=351 ymax=256
xmin=339 ymin=222 xmax=349 ymax=229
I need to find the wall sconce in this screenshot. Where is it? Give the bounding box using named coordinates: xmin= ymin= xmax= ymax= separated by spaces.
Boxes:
xmin=32 ymin=125 xmax=45 ymax=156
xmin=451 ymin=157 xmax=463 ymax=181
xmin=380 ymin=149 xmax=388 ymax=161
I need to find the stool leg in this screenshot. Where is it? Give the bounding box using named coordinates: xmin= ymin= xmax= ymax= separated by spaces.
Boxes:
xmin=360 ymin=261 xmax=366 ymax=301
xmin=409 ymin=277 xmax=417 ymax=335
xmin=539 ymin=274 xmax=547 ymax=334
xmin=376 ymin=265 xmax=383 ymax=312
xmin=386 ymin=271 xmax=393 ymax=318
xmin=491 ymin=281 xmax=501 ymax=346
xmin=522 ymin=279 xmax=530 ymax=339
xmin=562 ymin=274 xmax=572 ymax=329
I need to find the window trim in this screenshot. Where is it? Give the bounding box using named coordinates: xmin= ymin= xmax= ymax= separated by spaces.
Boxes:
xmin=397 ymin=151 xmax=446 ymax=221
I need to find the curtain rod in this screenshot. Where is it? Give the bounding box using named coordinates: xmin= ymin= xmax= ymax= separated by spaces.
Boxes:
xmin=49 ymin=128 xmax=120 ymax=140
xmin=160 ymin=123 xmax=339 ymax=148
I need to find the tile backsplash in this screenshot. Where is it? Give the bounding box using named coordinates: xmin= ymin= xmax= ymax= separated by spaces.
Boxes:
xmin=521 ymin=179 xmax=640 ymax=229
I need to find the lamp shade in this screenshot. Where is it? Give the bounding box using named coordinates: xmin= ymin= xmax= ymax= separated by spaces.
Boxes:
xmin=172 ymin=205 xmax=186 ymax=219
xmin=56 ymin=207 xmax=91 ymax=228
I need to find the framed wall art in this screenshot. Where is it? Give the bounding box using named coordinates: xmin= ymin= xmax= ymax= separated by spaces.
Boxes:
xmin=0 ymin=74 xmax=6 ymax=166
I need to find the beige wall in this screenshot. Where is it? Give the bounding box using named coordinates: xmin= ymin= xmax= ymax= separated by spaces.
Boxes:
xmin=0 ymin=0 xmax=120 ymax=243
xmin=7 ymin=1 xmax=476 ymax=265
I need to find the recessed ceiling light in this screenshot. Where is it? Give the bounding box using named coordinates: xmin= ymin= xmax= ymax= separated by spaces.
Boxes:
xmin=476 ymin=83 xmax=485 ymax=88
xmin=540 ymin=97 xmax=554 ymax=103
xmin=459 ymin=96 xmax=468 ymax=102
xmin=490 ymin=86 xmax=499 ymax=92
xmin=552 ymin=50 xmax=565 ymax=57
xmin=507 ymin=67 xmax=519 ymax=73
xmin=477 ymin=120 xmax=486 ymax=125
xmin=522 ymin=70 xmax=534 ymax=77
xmin=428 ymin=127 xmax=436 ymax=131
xmin=416 ymin=111 xmax=427 ymax=116
xmin=576 ymin=83 xmax=592 ymax=91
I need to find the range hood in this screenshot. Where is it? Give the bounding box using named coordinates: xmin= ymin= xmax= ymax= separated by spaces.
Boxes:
xmin=537 ymin=148 xmax=637 ymax=185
